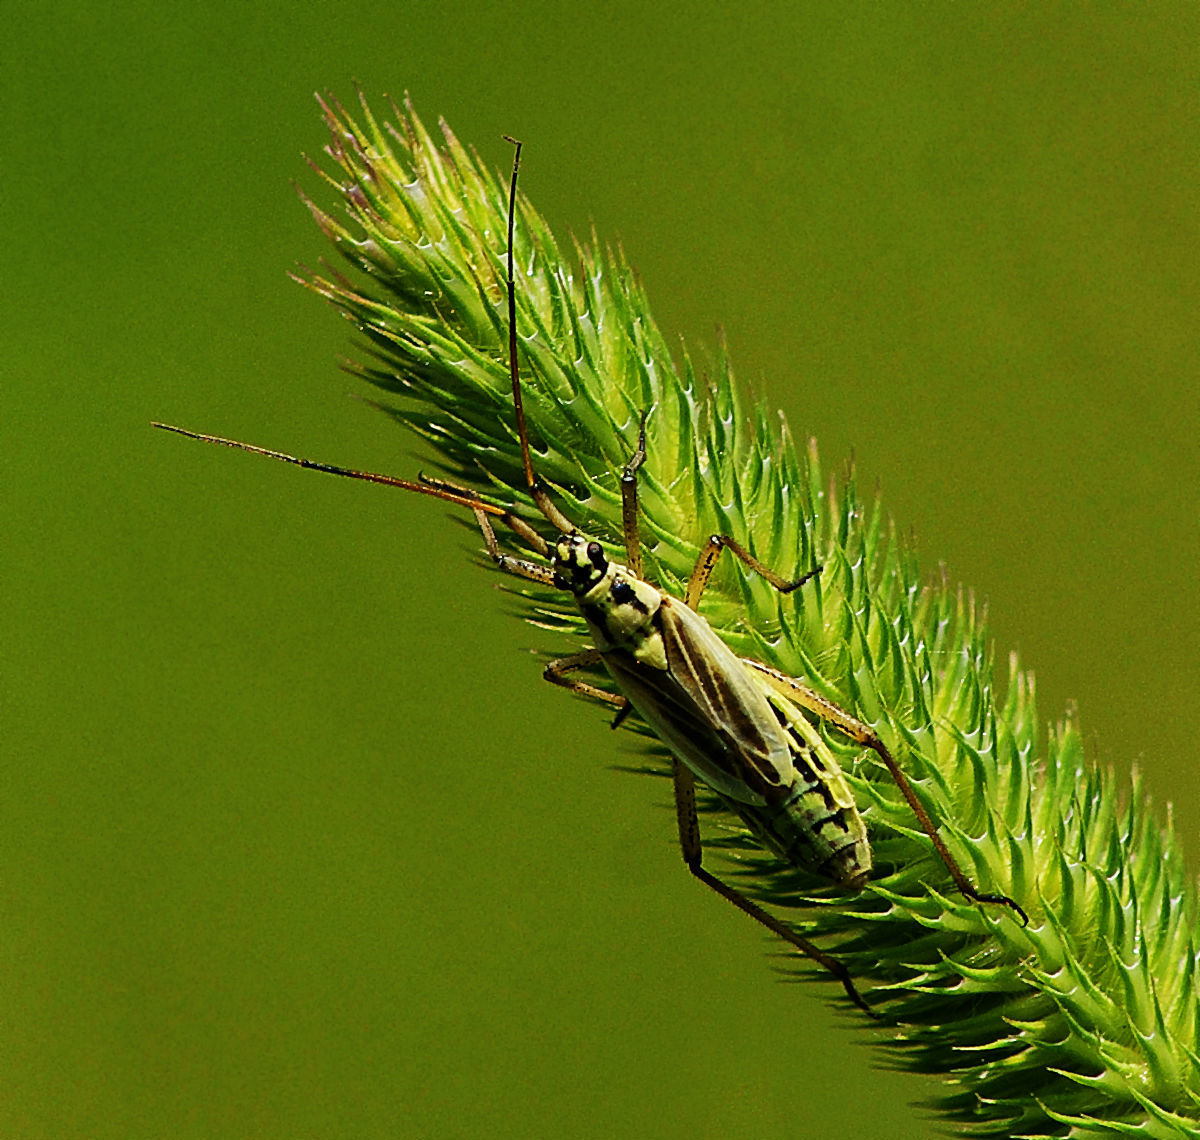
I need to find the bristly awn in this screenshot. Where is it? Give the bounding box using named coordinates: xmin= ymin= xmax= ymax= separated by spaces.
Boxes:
xmin=154 ymin=136 xmax=1027 ymax=1016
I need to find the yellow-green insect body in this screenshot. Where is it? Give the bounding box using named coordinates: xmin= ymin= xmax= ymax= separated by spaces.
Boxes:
xmin=553 ymin=531 xmax=871 ymax=888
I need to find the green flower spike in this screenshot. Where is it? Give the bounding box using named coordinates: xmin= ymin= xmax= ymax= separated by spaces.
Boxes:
xmin=296 ymin=90 xmax=1200 ymax=1137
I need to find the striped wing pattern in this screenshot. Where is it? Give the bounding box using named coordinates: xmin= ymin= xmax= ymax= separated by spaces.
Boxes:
xmin=601 ymin=597 xmax=870 ymax=884
xmin=602 ymin=597 xmax=795 ymax=806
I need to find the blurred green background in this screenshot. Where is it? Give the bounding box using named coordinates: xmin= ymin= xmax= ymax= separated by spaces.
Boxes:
xmin=4 ymin=4 xmax=1197 ymax=1138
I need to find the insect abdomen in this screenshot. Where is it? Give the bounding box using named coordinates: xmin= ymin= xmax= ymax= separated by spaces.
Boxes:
xmin=731 ymin=777 xmax=871 ymax=888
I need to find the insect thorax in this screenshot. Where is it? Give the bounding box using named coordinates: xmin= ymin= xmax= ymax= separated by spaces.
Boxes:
xmin=553 ymin=534 xmax=666 ymax=665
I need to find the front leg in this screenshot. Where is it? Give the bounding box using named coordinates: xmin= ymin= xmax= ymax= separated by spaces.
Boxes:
xmin=544 ymin=649 xmax=628 ymax=712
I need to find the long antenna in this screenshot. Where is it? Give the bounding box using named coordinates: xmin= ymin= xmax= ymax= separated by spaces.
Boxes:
xmin=149 ymin=422 xmax=509 ymax=518
xmin=154 ymin=136 xmax=573 ymax=534
xmin=500 ymin=136 xmax=574 ymax=534
xmin=501 ymin=136 xmax=532 ymax=493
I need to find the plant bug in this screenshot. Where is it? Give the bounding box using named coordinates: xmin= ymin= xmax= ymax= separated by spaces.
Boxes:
xmin=154 ymin=136 xmax=1026 ymax=1016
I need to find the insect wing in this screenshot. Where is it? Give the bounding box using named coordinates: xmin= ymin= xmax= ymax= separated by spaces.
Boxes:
xmin=746 ymin=682 xmax=872 ymax=885
xmin=605 ymin=597 xmax=795 ymax=806
xmin=603 ymin=649 xmax=768 ymax=804
xmin=658 ymin=598 xmax=797 ymax=790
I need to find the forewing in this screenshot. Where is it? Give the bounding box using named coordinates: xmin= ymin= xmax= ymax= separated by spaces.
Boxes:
xmin=602 ymin=649 xmax=765 ymax=803
xmin=641 ymin=598 xmax=794 ymax=803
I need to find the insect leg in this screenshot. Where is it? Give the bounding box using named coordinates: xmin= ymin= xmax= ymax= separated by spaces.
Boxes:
xmin=463 ymin=501 xmax=557 ymax=586
xmin=543 ymin=649 xmax=628 ymax=710
xmin=671 ymin=758 xmax=876 ymax=1017
xmin=746 ymin=661 xmax=1029 ymax=927
xmin=685 ymin=535 xmax=821 ymax=609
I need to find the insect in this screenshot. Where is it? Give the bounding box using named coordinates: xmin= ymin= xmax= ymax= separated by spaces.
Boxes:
xmin=154 ymin=137 xmax=1026 ymax=1015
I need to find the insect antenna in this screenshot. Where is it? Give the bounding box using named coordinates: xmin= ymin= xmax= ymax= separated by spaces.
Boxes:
xmin=148 ymin=423 xmax=511 ymax=521
xmin=153 ymin=137 xmax=576 ymax=556
xmin=501 ymin=135 xmax=575 ymax=537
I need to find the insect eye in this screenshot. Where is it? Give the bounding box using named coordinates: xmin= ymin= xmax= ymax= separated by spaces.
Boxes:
xmin=587 ymin=542 xmax=606 ymax=570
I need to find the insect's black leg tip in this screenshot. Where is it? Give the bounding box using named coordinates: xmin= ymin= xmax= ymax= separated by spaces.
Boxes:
xmin=852 ymin=993 xmax=881 ymax=1020
xmin=972 ymin=890 xmax=1030 ymax=928
xmin=839 ymin=981 xmax=879 ymax=1019
xmin=824 ymin=962 xmax=877 ymax=1019
xmin=779 ymin=564 xmax=824 ymax=593
xmin=622 ymin=412 xmax=650 ymax=479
